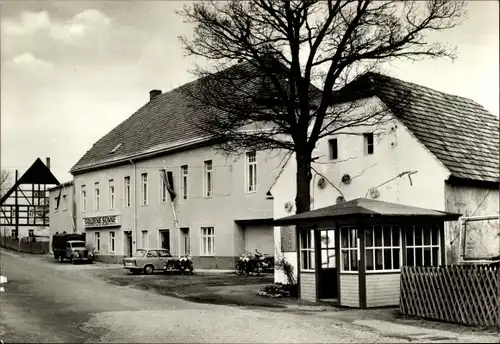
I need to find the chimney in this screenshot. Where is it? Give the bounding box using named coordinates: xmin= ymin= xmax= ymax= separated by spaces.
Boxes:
xmin=149 ymin=89 xmax=162 ymax=101
xmin=46 ymin=157 xmax=51 ymax=170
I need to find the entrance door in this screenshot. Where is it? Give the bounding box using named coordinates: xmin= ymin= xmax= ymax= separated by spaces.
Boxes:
xmin=159 ymin=230 xmax=170 ymax=251
xmin=125 ymin=232 xmax=133 ymax=257
xmin=180 ymin=228 xmax=190 ymax=256
xmin=318 ymin=229 xmax=338 ymax=299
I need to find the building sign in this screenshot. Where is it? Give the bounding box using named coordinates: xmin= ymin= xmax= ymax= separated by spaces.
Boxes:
xmin=281 ymin=226 xmax=296 ymax=252
xmin=83 ymin=215 xmax=121 ymax=228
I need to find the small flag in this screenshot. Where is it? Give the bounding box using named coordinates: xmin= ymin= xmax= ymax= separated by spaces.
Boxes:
xmin=162 ymin=170 xmax=177 ymax=201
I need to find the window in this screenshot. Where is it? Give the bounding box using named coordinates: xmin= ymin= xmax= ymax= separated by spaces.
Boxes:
xmin=364 ymin=133 xmax=374 ymax=155
xmin=141 ymin=230 xmax=148 ymax=249
xmin=405 ymin=225 xmax=441 ymax=267
xmin=160 ymin=170 xmax=167 ymax=203
xmin=300 ymin=229 xmax=315 ymax=271
xmin=109 ymin=231 xmax=115 ymax=252
xmin=320 ymin=229 xmax=335 ymax=268
xmin=201 ymin=227 xmax=215 ymax=256
xmin=180 ymin=165 xmax=188 ymax=200
xmin=204 ymin=160 xmax=213 ymax=198
xmin=246 ymin=151 xmax=257 ymax=192
xmin=94 ymin=182 xmax=100 ymax=211
xmin=81 ymin=185 xmax=87 ymax=212
xmin=94 ymin=232 xmax=100 ymax=251
xmin=365 ymin=225 xmax=401 ymax=271
xmin=328 ymin=139 xmax=338 ymax=160
xmin=54 ymin=194 xmax=60 ymax=211
xmin=109 ymin=179 xmax=115 ymax=209
xmin=147 ymin=250 xmax=159 ymax=258
xmin=124 ymin=176 xmax=131 ymax=207
xmin=340 ymin=226 xmax=358 ymax=272
xmin=62 ymin=194 xmax=67 ymax=211
xmin=141 ymin=173 xmax=148 ymax=205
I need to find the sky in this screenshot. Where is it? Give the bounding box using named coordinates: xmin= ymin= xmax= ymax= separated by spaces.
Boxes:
xmin=1 ymin=1 xmax=499 ymax=184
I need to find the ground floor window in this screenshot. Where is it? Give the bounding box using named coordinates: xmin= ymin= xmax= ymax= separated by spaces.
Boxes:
xmin=201 ymin=227 xmax=214 ymax=256
xmin=94 ymin=232 xmax=100 ymax=251
xmin=405 ymin=225 xmax=440 ymax=267
xmin=300 ymin=228 xmax=315 ymax=271
xmin=365 ymin=225 xmax=401 ymax=271
xmin=109 ymin=231 xmax=115 ymax=252
xmin=340 ymin=226 xmax=358 ymax=272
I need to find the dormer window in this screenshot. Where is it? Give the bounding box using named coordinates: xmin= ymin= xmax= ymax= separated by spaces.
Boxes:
xmin=110 ymin=143 xmax=122 ymax=154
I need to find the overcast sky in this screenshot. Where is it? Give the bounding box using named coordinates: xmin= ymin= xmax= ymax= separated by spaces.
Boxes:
xmin=1 ymin=1 xmax=499 ymax=184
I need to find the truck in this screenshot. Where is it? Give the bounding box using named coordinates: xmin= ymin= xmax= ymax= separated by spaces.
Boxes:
xmin=52 ymin=233 xmax=93 ymax=264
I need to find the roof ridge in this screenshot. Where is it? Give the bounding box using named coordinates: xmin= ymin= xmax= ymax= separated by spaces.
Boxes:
xmin=365 ymin=71 xmax=495 ymax=119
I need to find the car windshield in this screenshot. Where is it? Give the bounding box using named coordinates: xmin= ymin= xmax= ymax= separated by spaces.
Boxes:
xmin=133 ymin=249 xmax=147 ymax=258
xmin=71 ymin=242 xmax=86 ymax=248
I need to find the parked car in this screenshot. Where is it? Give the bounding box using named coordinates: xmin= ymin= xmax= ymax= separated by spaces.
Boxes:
xmin=52 ymin=233 xmax=93 ymax=264
xmin=123 ymin=249 xmax=193 ymax=275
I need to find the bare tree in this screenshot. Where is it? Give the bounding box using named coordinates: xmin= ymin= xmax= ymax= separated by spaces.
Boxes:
xmin=0 ymin=169 xmax=12 ymax=198
xmin=179 ymin=0 xmax=466 ymax=214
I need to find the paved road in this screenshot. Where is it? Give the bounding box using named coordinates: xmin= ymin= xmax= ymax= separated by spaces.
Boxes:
xmin=0 ymin=250 xmax=498 ymax=343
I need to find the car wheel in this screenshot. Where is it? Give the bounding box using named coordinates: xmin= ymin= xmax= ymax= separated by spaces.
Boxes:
xmin=143 ymin=265 xmax=154 ymax=275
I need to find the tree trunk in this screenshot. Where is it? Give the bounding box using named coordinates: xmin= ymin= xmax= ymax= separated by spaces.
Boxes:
xmin=295 ymin=149 xmax=312 ymax=214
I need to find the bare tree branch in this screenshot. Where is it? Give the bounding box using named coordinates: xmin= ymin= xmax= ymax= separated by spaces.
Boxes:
xmin=179 ymin=0 xmax=466 ymax=213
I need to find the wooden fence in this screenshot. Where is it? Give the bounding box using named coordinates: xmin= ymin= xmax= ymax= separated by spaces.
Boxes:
xmin=400 ymin=265 xmax=498 ymax=328
xmin=1 ymin=236 xmax=50 ymax=254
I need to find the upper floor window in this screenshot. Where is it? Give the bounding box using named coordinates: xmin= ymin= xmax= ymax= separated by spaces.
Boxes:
xmin=204 ymin=160 xmax=213 ymax=198
xmin=180 ymin=165 xmax=188 ymax=200
xmin=160 ymin=169 xmax=167 ymax=203
xmin=141 ymin=173 xmax=148 ymax=206
xmin=81 ymin=185 xmax=87 ymax=212
xmin=94 ymin=182 xmax=100 ymax=211
xmin=246 ymin=151 xmax=257 ymax=193
xmin=109 ymin=179 xmax=115 ymax=209
xmin=124 ymin=176 xmax=131 ymax=207
xmin=328 ymin=138 xmax=338 ymax=160
xmin=62 ymin=194 xmax=67 ymax=211
xmin=363 ymin=133 xmax=374 ymax=155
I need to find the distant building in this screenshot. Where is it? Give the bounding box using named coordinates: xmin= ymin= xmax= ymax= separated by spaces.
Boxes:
xmin=0 ymin=158 xmax=59 ymax=240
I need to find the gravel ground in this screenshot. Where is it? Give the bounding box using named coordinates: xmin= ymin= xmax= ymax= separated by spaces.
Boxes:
xmin=2 ymin=249 xmax=499 ymax=343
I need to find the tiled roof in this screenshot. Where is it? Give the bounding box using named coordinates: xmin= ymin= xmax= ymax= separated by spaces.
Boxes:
xmin=273 ymin=198 xmax=461 ymax=225
xmin=360 ymin=73 xmax=499 ymax=184
xmin=70 ymin=59 xmax=320 ymax=174
xmin=70 ymin=79 xmax=210 ymax=174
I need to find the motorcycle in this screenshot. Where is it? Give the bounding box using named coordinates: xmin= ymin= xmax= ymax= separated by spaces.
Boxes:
xmin=254 ymin=249 xmax=274 ymax=272
xmin=164 ymin=255 xmax=195 ymax=274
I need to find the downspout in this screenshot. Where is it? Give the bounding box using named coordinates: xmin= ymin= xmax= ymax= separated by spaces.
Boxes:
xmin=130 ymin=159 xmax=137 ymax=251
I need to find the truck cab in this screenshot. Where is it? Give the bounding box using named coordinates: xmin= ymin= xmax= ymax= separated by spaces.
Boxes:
xmin=52 ymin=233 xmax=93 ymax=264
